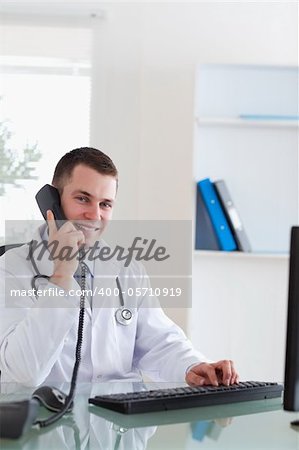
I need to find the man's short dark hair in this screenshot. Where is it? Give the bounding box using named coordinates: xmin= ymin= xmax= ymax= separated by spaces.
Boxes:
xmin=52 ymin=147 xmax=118 ymax=192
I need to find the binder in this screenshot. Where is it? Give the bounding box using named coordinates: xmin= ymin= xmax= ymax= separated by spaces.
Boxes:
xmin=214 ymin=180 xmax=251 ymax=252
xmin=198 ymin=178 xmax=237 ymax=252
xmin=195 ymin=183 xmax=220 ymax=250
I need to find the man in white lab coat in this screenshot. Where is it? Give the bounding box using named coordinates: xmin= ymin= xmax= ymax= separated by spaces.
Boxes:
xmin=0 ymin=147 xmax=238 ymax=387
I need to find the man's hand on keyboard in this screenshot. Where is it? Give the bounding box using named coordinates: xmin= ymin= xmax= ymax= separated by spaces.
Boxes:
xmin=185 ymin=360 xmax=239 ymax=387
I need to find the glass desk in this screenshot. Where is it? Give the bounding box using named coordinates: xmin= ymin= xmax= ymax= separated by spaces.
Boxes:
xmin=0 ymin=382 xmax=298 ymax=449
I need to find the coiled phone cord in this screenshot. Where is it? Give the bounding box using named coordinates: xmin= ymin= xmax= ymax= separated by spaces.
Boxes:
xmin=35 ymin=258 xmax=86 ymax=428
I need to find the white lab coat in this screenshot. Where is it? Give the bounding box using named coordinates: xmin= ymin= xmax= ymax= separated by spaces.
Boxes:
xmin=0 ymin=225 xmax=207 ymax=387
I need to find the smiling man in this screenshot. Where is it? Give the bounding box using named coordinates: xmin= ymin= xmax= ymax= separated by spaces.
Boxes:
xmin=46 ymin=158 xmax=117 ymax=291
xmin=0 ymin=147 xmax=238 ymax=387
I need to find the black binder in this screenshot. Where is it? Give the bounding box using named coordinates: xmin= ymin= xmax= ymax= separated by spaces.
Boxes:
xmin=214 ymin=180 xmax=251 ymax=252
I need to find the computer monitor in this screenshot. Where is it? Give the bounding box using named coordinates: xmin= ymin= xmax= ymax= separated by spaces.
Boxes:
xmin=284 ymin=226 xmax=299 ymax=411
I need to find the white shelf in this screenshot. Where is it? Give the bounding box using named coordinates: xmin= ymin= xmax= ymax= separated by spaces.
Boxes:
xmin=196 ymin=116 xmax=299 ymax=128
xmin=194 ymin=250 xmax=289 ymax=260
xmin=192 ymin=64 xmax=296 ymax=383
xmin=194 ymin=64 xmax=298 ymax=253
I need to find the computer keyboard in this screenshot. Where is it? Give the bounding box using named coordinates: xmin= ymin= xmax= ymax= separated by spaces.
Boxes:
xmin=88 ymin=381 xmax=283 ymax=414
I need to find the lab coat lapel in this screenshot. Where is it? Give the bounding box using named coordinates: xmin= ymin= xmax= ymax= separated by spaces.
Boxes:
xmin=92 ymin=252 xmax=121 ymax=312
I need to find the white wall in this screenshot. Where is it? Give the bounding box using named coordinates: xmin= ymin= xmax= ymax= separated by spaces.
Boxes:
xmin=90 ymin=1 xmax=298 ymax=220
xmin=190 ymin=253 xmax=289 ymax=381
xmin=1 ymin=2 xmax=297 ymax=375
xmin=89 ymin=2 xmax=297 ymax=339
xmin=1 ymin=4 xmax=296 ymax=219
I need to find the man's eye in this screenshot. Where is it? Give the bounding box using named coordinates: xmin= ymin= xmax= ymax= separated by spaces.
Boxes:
xmin=76 ymin=196 xmax=88 ymax=203
xmin=101 ymin=202 xmax=112 ymax=209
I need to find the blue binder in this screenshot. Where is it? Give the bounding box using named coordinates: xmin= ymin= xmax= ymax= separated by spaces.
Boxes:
xmin=198 ymin=178 xmax=237 ymax=251
xmin=191 ymin=421 xmax=211 ymax=442
xmin=195 ymin=183 xmax=220 ymax=250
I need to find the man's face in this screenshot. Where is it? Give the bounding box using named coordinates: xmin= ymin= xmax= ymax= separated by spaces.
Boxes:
xmin=60 ymin=164 xmax=117 ymax=248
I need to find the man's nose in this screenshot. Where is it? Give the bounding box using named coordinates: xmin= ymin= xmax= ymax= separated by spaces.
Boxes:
xmin=84 ymin=204 xmax=101 ymax=221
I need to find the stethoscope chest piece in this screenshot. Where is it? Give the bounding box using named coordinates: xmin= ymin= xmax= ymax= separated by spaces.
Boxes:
xmin=115 ymin=308 xmax=133 ymax=326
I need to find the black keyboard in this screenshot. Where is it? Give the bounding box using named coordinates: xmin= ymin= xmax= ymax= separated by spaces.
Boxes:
xmin=88 ymin=381 xmax=283 ymax=414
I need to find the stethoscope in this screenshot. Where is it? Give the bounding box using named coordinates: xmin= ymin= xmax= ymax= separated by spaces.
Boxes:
xmin=28 ymin=240 xmax=134 ymax=326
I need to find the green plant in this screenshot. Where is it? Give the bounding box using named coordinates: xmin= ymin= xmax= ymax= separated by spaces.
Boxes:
xmin=0 ymin=117 xmax=42 ymax=196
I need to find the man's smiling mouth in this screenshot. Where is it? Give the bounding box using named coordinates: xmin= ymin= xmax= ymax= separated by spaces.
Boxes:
xmin=75 ymin=223 xmax=101 ymax=232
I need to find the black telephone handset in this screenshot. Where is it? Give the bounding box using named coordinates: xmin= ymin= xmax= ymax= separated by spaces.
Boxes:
xmin=35 ymin=184 xmax=66 ymax=228
xmin=32 ymin=184 xmax=85 ymax=429
xmin=0 ymin=186 xmax=87 ymax=437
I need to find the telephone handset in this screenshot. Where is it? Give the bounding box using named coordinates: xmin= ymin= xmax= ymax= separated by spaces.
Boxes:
xmin=35 ymin=183 xmax=84 ymax=254
xmin=32 ymin=184 xmax=86 ymax=429
xmin=35 ymin=184 xmax=66 ymax=228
